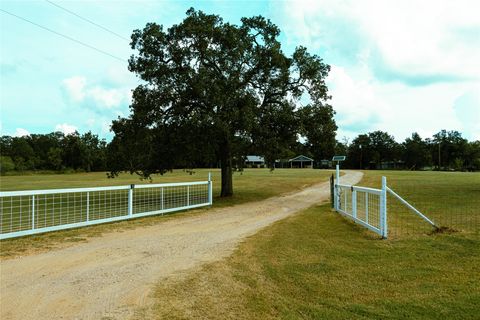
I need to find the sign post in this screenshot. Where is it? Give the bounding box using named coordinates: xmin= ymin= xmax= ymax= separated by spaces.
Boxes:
xmin=332 ymin=155 xmax=346 ymax=210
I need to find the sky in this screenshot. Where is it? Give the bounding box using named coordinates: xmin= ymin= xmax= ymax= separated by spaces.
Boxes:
xmin=1 ymin=0 xmax=479 ymax=142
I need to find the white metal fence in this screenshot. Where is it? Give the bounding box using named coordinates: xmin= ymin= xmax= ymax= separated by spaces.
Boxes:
xmin=335 ymin=176 xmax=388 ymax=238
xmin=334 ymin=175 xmax=437 ymax=239
xmin=0 ymin=175 xmax=213 ymax=239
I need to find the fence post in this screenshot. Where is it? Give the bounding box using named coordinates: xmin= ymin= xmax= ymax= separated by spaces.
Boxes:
xmin=330 ymin=174 xmax=334 ymax=209
xmin=128 ymin=184 xmax=134 ymax=217
xmin=352 ymin=189 xmax=357 ymax=218
xmin=187 ymin=185 xmax=190 ymax=207
xmin=381 ymin=176 xmax=388 ymax=238
xmin=208 ymin=172 xmax=213 ymax=205
xmin=31 ymin=195 xmax=35 ymax=230
xmin=335 ymin=164 xmax=340 ymax=210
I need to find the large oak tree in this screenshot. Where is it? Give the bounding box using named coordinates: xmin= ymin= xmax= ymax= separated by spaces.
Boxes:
xmin=109 ymin=8 xmax=332 ymax=196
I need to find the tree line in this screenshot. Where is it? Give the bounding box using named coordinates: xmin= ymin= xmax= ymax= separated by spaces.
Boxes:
xmin=334 ymin=130 xmax=480 ymax=171
xmin=0 ymin=131 xmax=108 ymax=173
xmin=1 ymin=128 xmax=478 ymax=175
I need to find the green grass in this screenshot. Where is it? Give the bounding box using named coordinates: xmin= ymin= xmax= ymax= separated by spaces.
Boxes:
xmin=0 ymin=168 xmax=333 ymax=257
xmin=357 ymin=171 xmax=480 ymax=237
xmin=148 ymin=171 xmax=480 ymax=319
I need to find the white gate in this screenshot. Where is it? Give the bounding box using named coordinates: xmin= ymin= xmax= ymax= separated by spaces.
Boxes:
xmin=334 ymin=174 xmax=437 ymax=239
xmin=335 ymin=177 xmax=388 ymax=238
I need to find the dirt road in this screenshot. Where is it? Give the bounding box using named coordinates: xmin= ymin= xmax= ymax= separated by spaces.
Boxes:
xmin=0 ymin=171 xmax=362 ymax=320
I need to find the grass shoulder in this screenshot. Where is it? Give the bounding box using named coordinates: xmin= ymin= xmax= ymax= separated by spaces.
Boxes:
xmin=148 ymin=204 xmax=480 ymax=319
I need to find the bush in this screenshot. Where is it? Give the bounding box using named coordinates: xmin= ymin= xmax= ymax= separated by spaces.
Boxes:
xmin=0 ymin=156 xmax=15 ymax=174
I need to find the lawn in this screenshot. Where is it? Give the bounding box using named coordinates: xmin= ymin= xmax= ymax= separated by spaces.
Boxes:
xmin=0 ymin=168 xmax=334 ymax=257
xmin=358 ymin=171 xmax=480 ymax=237
xmin=147 ymin=170 xmax=480 ymax=319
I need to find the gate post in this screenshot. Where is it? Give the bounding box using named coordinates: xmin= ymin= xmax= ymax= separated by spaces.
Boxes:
xmin=335 ymin=164 xmax=340 ymax=210
xmin=208 ymin=172 xmax=213 ymax=205
xmin=380 ymin=176 xmax=388 ymax=238
xmin=330 ymin=174 xmax=334 ymax=209
xmin=128 ymin=184 xmax=134 ymax=217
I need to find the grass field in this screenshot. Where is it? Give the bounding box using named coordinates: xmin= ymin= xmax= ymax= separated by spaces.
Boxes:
xmin=359 ymin=171 xmax=480 ymax=237
xmin=146 ymin=170 xmax=480 ymax=319
xmin=0 ymin=168 xmax=334 ymax=257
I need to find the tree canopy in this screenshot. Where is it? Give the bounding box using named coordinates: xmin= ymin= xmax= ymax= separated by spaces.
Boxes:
xmin=109 ymin=8 xmax=333 ymax=196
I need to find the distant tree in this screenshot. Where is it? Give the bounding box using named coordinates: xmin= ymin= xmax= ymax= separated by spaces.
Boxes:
xmin=432 ymin=130 xmax=468 ymax=170
xmin=465 ymin=140 xmax=480 ymax=171
xmin=370 ymin=131 xmax=400 ymax=168
xmin=298 ymin=103 xmax=337 ymax=165
xmin=62 ymin=132 xmax=87 ymax=170
xmin=47 ymin=147 xmax=63 ymax=171
xmin=10 ymin=137 xmax=35 ymax=171
xmin=402 ymin=133 xmax=431 ymax=170
xmin=110 ymin=8 xmax=332 ymax=196
xmin=334 ymin=140 xmax=348 ymax=159
xmin=80 ymin=132 xmax=107 ymax=171
xmin=346 ymin=134 xmax=371 ymax=169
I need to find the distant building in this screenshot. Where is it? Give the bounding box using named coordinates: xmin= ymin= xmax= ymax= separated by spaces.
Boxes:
xmin=245 ymin=155 xmax=265 ymax=168
xmin=288 ymin=155 xmax=314 ymax=168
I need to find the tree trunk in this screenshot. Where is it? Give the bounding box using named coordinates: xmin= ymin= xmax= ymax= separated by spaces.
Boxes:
xmin=220 ymin=140 xmax=233 ymax=197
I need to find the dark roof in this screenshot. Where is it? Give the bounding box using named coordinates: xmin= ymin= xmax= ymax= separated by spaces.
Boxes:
xmin=289 ymin=155 xmax=314 ymax=162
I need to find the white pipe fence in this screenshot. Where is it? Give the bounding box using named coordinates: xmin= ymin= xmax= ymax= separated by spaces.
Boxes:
xmin=0 ymin=175 xmax=213 ymax=240
xmin=334 ymin=175 xmax=437 ymax=238
xmin=335 ymin=177 xmax=388 ymax=238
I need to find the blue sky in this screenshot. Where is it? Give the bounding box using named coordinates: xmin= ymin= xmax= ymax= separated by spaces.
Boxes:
xmin=1 ymin=0 xmax=479 ymax=142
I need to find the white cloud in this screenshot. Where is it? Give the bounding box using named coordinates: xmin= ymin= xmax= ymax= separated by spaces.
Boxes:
xmin=279 ymin=0 xmax=480 ymax=79
xmin=88 ymin=87 xmax=125 ymax=109
xmin=14 ymin=128 xmax=30 ymax=137
xmin=327 ymin=65 xmax=386 ymax=130
xmin=62 ymin=76 xmax=86 ymax=102
xmin=61 ymin=76 xmax=131 ymax=110
xmin=86 ymin=118 xmax=95 ymax=127
xmin=55 ymin=123 xmax=77 ymax=135
xmin=277 ymin=0 xmax=480 ymax=141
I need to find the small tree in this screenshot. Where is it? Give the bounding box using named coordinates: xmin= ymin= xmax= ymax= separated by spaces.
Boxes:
xmin=109 ymin=8 xmax=332 ymax=196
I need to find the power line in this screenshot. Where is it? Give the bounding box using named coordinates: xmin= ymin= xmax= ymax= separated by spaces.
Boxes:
xmin=45 ymin=0 xmax=130 ymax=42
xmin=0 ymin=8 xmax=128 ymax=62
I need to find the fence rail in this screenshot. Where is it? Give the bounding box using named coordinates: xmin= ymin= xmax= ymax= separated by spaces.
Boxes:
xmin=0 ymin=175 xmax=213 ymax=239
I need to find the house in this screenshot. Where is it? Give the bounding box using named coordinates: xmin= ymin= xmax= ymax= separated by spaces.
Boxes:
xmin=288 ymin=155 xmax=314 ymax=168
xmin=245 ymin=155 xmax=265 ymax=168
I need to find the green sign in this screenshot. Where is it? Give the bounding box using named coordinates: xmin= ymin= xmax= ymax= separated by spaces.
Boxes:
xmin=332 ymin=155 xmax=346 ymax=161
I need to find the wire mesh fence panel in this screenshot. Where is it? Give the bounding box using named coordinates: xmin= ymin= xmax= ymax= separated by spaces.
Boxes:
xmin=0 ymin=195 xmax=32 ymax=234
xmin=133 ymin=187 xmax=165 ymax=214
xmin=337 ymin=186 xmax=352 ymax=214
xmin=0 ymin=180 xmax=212 ymax=239
xmin=189 ymin=183 xmax=209 ymax=206
xmin=355 ymin=190 xmax=381 ymax=231
xmin=386 ymin=183 xmax=480 ymax=238
xmin=88 ymin=190 xmax=129 ymax=221
xmin=386 ymin=193 xmax=434 ymax=238
xmin=335 ymin=185 xmax=384 ymax=236
xmin=164 ymin=185 xmax=189 ymax=210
